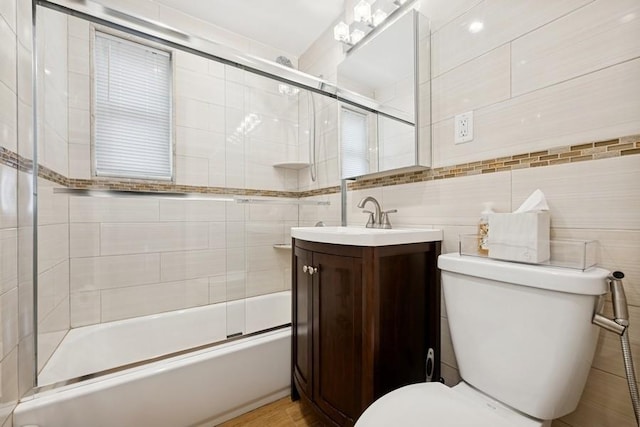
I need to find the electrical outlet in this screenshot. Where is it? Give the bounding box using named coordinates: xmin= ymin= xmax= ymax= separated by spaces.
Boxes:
xmin=454 ymin=111 xmax=474 ymax=144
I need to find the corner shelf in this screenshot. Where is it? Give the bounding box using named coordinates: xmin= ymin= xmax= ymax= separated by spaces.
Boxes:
xmin=272 ymin=162 xmax=310 ymax=170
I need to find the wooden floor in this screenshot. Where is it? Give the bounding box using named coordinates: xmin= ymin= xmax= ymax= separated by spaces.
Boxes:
xmin=217 ymin=396 xmax=326 ymax=427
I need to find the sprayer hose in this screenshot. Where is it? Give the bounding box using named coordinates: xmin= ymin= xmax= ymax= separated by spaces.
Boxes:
xmin=621 ymin=331 xmax=640 ymax=426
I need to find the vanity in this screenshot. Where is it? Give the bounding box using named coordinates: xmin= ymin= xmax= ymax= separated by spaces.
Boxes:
xmin=290 ymin=226 xmax=442 ymax=426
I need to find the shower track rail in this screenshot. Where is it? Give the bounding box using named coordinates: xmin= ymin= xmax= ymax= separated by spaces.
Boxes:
xmin=37 ymin=0 xmax=414 ymax=124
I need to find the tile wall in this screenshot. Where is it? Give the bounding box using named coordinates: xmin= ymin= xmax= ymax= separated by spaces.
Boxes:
xmin=68 ymin=196 xmax=294 ymax=327
xmin=0 ymin=0 xmax=19 ymax=424
xmin=1 ymin=0 xmax=35 ymax=424
xmin=298 ymin=0 xmax=640 ymax=426
xmin=31 ymin=9 xmax=319 ymax=338
xmin=35 ymin=7 xmax=71 ymax=376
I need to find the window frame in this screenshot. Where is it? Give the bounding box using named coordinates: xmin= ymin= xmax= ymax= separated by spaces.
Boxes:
xmin=339 ymin=104 xmax=378 ymax=179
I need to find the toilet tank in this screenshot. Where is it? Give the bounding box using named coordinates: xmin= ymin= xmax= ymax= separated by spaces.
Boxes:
xmin=438 ymin=253 xmax=609 ymax=421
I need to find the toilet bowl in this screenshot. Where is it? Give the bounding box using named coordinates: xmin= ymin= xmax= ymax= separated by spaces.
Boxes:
xmin=356 ymin=253 xmax=609 ymax=426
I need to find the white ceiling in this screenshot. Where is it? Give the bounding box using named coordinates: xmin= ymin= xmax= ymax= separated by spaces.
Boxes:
xmin=152 ymin=0 xmax=345 ymax=57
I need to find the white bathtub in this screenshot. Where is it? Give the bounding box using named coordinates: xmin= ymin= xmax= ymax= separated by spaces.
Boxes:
xmin=14 ymin=291 xmax=292 ymax=427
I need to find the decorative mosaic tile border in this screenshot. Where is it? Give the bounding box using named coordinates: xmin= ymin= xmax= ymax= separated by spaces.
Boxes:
xmin=1 ymin=135 xmax=638 ymax=198
xmin=0 ymin=146 xmax=33 ymax=173
xmin=347 ymin=135 xmax=640 ymax=192
xmin=34 ymin=166 xmax=301 ymax=198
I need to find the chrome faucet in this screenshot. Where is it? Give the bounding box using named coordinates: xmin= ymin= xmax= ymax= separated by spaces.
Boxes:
xmin=357 ymin=196 xmax=397 ymax=229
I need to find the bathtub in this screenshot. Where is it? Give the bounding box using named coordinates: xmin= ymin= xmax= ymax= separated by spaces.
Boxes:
xmin=14 ymin=291 xmax=292 ymax=427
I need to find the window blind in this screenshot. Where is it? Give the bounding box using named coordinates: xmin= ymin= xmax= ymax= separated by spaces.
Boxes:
xmin=341 ymin=107 xmax=369 ymax=178
xmin=94 ymin=32 xmax=172 ymax=180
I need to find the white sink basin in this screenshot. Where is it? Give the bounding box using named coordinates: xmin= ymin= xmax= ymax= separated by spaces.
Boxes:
xmin=291 ymin=226 xmax=442 ymax=247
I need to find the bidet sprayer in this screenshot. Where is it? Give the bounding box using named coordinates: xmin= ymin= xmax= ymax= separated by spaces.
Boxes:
xmin=592 ymin=271 xmax=639 ymax=425
xmin=593 ymin=271 xmax=629 ymax=335
xmin=609 ymin=271 xmax=629 ymax=327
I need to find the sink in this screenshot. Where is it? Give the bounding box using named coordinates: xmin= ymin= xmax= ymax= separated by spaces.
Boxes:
xmin=291 ymin=226 xmax=443 ymax=247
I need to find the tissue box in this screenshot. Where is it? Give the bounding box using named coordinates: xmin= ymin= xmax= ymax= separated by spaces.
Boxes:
xmin=488 ymin=212 xmax=550 ymax=263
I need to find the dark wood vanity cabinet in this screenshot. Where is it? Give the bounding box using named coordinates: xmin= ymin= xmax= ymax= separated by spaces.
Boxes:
xmin=291 ymin=239 xmax=441 ymax=427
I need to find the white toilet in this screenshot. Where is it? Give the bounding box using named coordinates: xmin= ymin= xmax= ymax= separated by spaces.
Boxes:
xmin=356 ymin=252 xmax=609 ymax=427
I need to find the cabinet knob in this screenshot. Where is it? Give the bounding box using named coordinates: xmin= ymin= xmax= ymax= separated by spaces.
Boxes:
xmin=308 ymin=267 xmax=318 ymax=275
xmin=303 ymin=265 xmax=308 ymax=273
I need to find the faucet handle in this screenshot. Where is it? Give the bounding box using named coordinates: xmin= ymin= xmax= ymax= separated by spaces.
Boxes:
xmin=362 ymin=210 xmax=376 ymax=228
xmin=380 ymin=209 xmax=397 ymax=229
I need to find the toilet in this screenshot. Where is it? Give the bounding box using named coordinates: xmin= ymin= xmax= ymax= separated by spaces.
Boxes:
xmin=356 ymin=252 xmax=609 ymax=427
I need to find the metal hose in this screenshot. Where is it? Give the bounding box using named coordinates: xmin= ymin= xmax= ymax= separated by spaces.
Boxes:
xmin=593 ymin=271 xmax=639 ymax=425
xmin=621 ymin=331 xmax=640 ymax=425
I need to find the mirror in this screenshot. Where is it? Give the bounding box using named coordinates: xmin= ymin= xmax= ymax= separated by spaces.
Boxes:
xmin=337 ymin=9 xmax=430 ymax=179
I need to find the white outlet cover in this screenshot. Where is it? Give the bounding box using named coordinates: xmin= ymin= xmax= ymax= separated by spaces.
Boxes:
xmin=455 ymin=111 xmax=474 ymax=144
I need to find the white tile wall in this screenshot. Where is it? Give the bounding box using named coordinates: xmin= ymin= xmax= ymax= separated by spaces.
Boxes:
xmin=175 ymin=96 xmax=211 ymax=131
xmin=99 ymin=222 xmax=210 ymax=255
xmin=0 ymin=230 xmax=17 ymax=297
xmin=68 ymin=108 xmax=90 ymax=145
xmin=0 ymin=347 xmax=18 ymax=414
xmin=70 ymin=196 xmax=160 ymax=222
xmin=100 ymin=278 xmax=209 ymax=322
xmin=0 ymin=81 xmax=17 ymax=153
xmin=69 ymin=290 xmax=100 ymax=327
xmin=160 ymin=249 xmax=226 ymax=282
xmin=68 ymin=143 xmax=90 ymax=179
xmin=174 ymin=68 xmax=225 ymax=105
xmin=175 ymin=155 xmax=210 ymax=186
xmin=0 ymin=165 xmax=17 ymax=230
xmin=37 ymin=224 xmax=68 ymax=274
xmin=511 ymin=155 xmax=640 ymax=230
xmin=430 ymin=0 xmax=592 ymax=77
xmin=159 ymin=199 xmax=226 ymax=222
xmin=70 ymin=253 xmax=161 ymax=292
xmin=0 ymin=16 xmax=16 ymax=94
xmin=433 ymin=58 xmax=640 ymax=167
xmin=512 ymin=0 xmax=640 ymax=97
xmin=431 ymin=44 xmax=510 ymax=123
xmin=0 ymin=287 xmax=18 ymax=359
xmin=37 ymin=261 xmax=69 ymax=321
xmin=380 ymin=172 xmax=511 ymax=226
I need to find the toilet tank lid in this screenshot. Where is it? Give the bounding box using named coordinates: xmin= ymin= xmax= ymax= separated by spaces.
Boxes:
xmin=438 ymin=253 xmax=609 ymax=295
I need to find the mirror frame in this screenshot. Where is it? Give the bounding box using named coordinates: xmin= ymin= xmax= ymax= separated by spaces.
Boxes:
xmin=336 ymin=8 xmax=431 ymax=179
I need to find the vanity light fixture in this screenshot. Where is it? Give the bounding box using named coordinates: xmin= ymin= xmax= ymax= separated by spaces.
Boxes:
xmin=333 ymin=0 xmax=414 ymax=49
xmin=333 ymin=21 xmax=350 ymax=42
xmin=350 ymin=28 xmax=366 ymax=44
xmin=372 ymin=9 xmax=388 ymax=26
xmin=354 ymin=0 xmax=372 ymax=23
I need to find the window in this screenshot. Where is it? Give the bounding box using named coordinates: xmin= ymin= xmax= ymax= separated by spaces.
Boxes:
xmin=340 ymin=107 xmax=370 ymax=178
xmin=94 ymin=32 xmax=172 ymax=180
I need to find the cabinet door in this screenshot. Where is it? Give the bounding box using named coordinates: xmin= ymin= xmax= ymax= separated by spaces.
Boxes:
xmin=292 ymin=246 xmax=313 ymax=398
xmin=313 ymin=252 xmax=362 ymax=426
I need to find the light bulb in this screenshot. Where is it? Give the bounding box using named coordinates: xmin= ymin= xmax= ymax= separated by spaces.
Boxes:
xmin=372 ymin=9 xmax=388 ymax=26
xmin=354 ymin=0 xmax=372 ymax=24
xmin=350 ymin=29 xmax=366 ymax=44
xmin=333 ymin=21 xmax=350 ymax=42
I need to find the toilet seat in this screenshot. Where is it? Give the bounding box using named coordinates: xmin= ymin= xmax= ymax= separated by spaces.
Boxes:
xmin=355 ymin=382 xmax=544 ymax=427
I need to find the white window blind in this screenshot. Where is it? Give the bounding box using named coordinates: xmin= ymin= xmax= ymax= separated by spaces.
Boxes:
xmin=341 ymin=107 xmax=369 ymax=178
xmin=94 ymin=32 xmax=172 ymax=180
